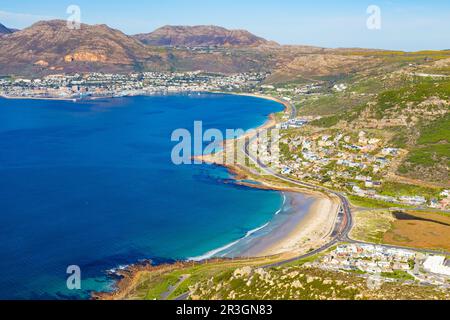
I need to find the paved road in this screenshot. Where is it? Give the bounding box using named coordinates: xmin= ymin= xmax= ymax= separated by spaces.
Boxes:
xmin=242 ymin=98 xmax=450 ymax=266
xmin=174 ymin=292 xmax=190 ymax=301
xmin=245 ymin=124 xmax=450 ymax=266
xmin=244 ymin=142 xmax=353 ymax=267
xmin=161 ymin=275 xmax=190 ymax=300
xmin=237 ymin=98 xmax=354 ymax=267
xmin=173 ymin=98 xmax=449 ymax=299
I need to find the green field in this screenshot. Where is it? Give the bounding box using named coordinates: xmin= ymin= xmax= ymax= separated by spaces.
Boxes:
xmin=349 ymin=195 xmax=399 ymax=209
xmin=379 ymin=182 xmax=443 ymax=200
xmin=381 ymin=270 xmax=415 ymax=282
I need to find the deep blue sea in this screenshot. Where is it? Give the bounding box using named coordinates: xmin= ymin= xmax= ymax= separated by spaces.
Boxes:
xmin=0 ymin=94 xmax=284 ymax=299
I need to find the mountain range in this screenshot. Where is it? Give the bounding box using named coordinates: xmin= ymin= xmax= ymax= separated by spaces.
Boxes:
xmin=134 ymin=25 xmax=278 ymax=47
xmin=0 ymin=19 xmax=389 ymax=81
xmin=0 ymin=20 xmax=448 ymax=185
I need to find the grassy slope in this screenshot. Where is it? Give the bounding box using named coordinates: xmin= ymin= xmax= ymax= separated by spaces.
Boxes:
xmin=116 ymin=52 xmax=450 ymax=301
xmin=399 ymin=113 xmax=450 ymax=175
xmin=121 ymin=254 xmax=450 ymax=300
xmin=309 ymin=75 xmax=449 ymax=184
xmin=189 ymin=264 xmax=449 ymax=300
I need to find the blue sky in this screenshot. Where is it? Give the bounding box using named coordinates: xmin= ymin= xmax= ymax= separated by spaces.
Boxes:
xmin=0 ymin=0 xmax=449 ymax=51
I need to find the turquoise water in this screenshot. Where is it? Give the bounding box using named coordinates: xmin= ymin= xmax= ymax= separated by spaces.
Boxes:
xmin=0 ymin=94 xmax=284 ymax=299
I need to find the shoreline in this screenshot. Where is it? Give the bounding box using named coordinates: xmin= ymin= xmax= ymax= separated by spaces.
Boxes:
xmin=192 ymin=92 xmax=339 ymax=258
xmin=0 ymin=94 xmax=77 ymax=101
xmin=2 ymin=91 xmax=339 ymax=297
xmin=216 ymin=166 xmax=339 ymax=258
xmin=204 ymin=192 xmax=338 ymax=259
xmin=0 ymin=91 xmax=290 ymax=104
xmin=94 ymin=92 xmax=340 ymax=300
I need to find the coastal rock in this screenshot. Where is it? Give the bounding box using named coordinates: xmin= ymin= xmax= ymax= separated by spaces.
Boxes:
xmin=233 ymin=266 xmax=253 ymax=278
xmin=291 ymin=280 xmax=303 ymax=289
xmin=254 ymin=268 xmax=271 ymax=282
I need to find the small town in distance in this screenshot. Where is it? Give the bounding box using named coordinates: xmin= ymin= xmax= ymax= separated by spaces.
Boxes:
xmin=3 ymin=68 xmax=449 ymax=298
xmin=0 ymin=2 xmax=449 ymax=301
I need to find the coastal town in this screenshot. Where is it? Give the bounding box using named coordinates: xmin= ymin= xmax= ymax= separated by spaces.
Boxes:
xmin=1 ymin=0 xmax=450 ymax=303
xmin=0 ymin=71 xmax=266 ymax=99
xmin=252 ymin=126 xmax=449 ymax=210
xmin=240 ymin=81 xmax=449 ymax=211
xmin=1 ymin=71 xmax=449 ymax=213
xmin=1 ymin=71 xmax=449 ymax=297
xmin=309 ymin=244 xmax=450 ymax=289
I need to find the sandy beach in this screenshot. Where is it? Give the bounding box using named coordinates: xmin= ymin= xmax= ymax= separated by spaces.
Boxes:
xmin=94 ymin=92 xmax=341 ymax=300
xmin=194 ymin=93 xmax=340 ymax=259
xmin=217 ymin=192 xmax=339 ymax=258
xmin=252 ymin=194 xmax=338 ymax=257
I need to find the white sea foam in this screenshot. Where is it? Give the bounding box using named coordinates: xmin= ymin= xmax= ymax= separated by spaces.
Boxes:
xmin=107 ymin=264 xmax=130 ymax=275
xmin=274 ymin=193 xmax=287 ymax=216
xmin=188 ymin=239 xmax=241 ymax=261
xmin=188 ymin=222 xmax=270 ymax=261
xmin=245 ymin=222 xmax=269 ymax=237
xmin=188 ymin=194 xmax=287 ymax=262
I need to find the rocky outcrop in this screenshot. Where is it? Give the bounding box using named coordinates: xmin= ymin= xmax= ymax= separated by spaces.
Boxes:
xmin=0 ymin=20 xmax=168 ymax=75
xmin=64 ymin=52 xmax=108 ymax=63
xmin=0 ymin=19 xmax=390 ymax=81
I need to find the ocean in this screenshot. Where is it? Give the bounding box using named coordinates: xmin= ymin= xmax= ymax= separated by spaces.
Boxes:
xmin=0 ymin=93 xmax=284 ymax=299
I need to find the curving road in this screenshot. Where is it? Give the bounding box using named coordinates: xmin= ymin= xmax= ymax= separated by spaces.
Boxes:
xmin=174 ymin=98 xmax=449 ymax=299
xmin=243 ymin=136 xmax=353 ymax=268
xmin=237 ymin=99 xmax=354 ymax=267
xmin=242 ymin=99 xmax=450 ymax=267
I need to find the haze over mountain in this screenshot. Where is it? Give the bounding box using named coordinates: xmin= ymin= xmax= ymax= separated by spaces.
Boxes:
xmin=134 ymin=25 xmax=278 ymax=47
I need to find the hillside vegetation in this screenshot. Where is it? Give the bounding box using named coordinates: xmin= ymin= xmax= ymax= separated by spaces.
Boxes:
xmin=305 ymin=70 xmax=449 ymax=184
xmin=190 ymin=265 xmax=450 ymax=300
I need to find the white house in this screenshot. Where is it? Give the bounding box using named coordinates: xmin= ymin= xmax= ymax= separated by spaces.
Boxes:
xmin=423 ymin=256 xmax=450 ymax=276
